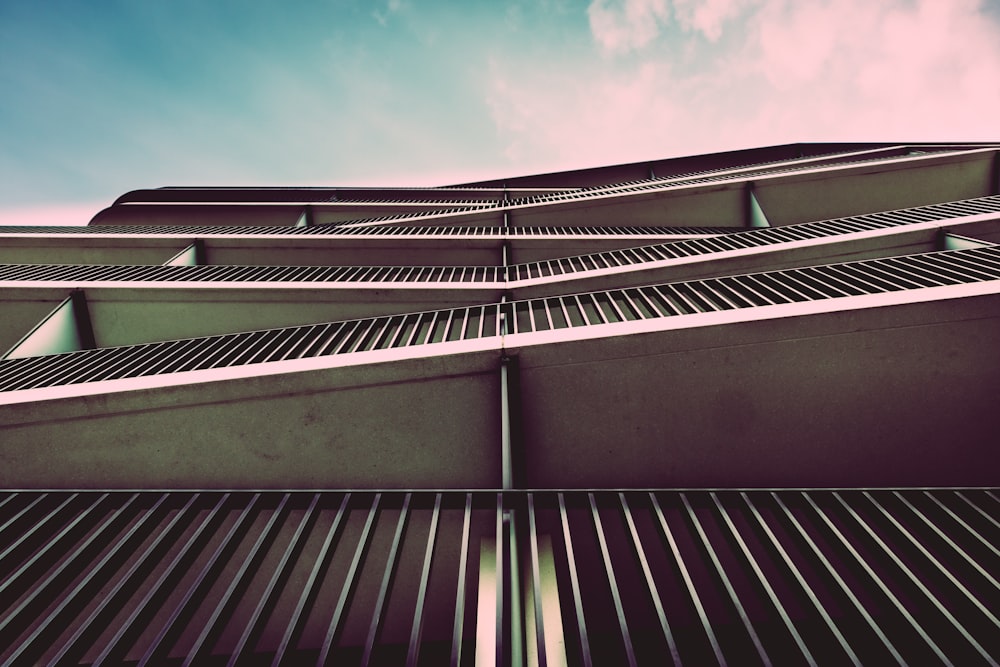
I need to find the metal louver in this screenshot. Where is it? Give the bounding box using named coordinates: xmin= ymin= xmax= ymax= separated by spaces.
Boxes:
xmin=0 ymin=489 xmax=996 ymax=666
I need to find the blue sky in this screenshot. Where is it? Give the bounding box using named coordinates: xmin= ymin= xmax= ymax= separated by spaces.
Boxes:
xmin=2 ymin=0 xmax=999 ymax=224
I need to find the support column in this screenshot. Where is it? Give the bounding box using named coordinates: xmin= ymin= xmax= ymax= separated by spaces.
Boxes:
xmin=498 ymin=202 xmax=527 ymax=662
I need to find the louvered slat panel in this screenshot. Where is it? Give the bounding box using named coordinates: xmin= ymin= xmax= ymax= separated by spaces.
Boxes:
xmin=0 ymin=489 xmax=995 ymax=666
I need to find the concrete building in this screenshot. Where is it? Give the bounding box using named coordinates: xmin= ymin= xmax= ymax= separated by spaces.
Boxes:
xmin=0 ymin=143 xmax=998 ymax=665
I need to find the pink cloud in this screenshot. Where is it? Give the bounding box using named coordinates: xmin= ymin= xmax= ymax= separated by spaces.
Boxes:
xmin=488 ymin=0 xmax=1000 ymax=171
xmin=588 ymin=0 xmax=671 ymax=54
xmin=671 ymin=0 xmax=755 ymax=40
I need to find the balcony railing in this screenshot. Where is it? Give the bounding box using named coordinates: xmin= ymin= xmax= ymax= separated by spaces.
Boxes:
xmin=334 ymin=149 xmax=987 ymax=227
xmin=0 ymin=224 xmax=736 ymax=237
xmin=1 ymin=246 xmax=999 ymax=393
xmin=4 ymin=197 xmax=1000 ymax=288
xmin=0 ymin=489 xmax=996 ymax=665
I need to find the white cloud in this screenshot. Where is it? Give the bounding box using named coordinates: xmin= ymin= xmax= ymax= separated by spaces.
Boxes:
xmin=490 ymin=0 xmax=1000 ymax=171
xmin=588 ymin=0 xmax=671 ymax=54
xmin=588 ymin=0 xmax=754 ymax=52
xmin=670 ymin=0 xmax=755 ymax=40
xmin=372 ymin=0 xmax=405 ymax=27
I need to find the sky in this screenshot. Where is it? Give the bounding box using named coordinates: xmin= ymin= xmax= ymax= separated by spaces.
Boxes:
xmin=1 ymin=0 xmax=999 ymax=225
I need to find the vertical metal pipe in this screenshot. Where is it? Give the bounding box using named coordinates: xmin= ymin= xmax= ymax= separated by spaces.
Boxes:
xmin=508 ymin=509 xmax=524 ymax=667
xmin=501 ymin=356 xmax=513 ymax=491
xmin=496 ymin=493 xmax=506 ymax=667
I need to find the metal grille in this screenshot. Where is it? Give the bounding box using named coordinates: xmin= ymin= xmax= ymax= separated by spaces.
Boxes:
xmin=0 ymin=263 xmax=506 ymax=284
xmin=6 ymin=197 xmax=1000 ymax=287
xmin=0 ymin=225 xmax=737 ymax=237
xmin=300 ymin=148 xmax=956 ymax=209
xmin=333 ymin=151 xmax=979 ymax=227
xmin=1 ymin=246 xmax=1000 ymax=392
xmin=97 ymin=152 xmax=953 ymax=231
xmin=511 ymin=196 xmax=1000 ymax=280
xmin=4 ymin=194 xmax=1000 ymax=240
xmin=0 ymin=489 xmax=996 ymax=666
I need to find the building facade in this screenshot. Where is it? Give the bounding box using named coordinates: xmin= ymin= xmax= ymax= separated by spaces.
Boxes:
xmin=0 ymin=143 xmax=998 ymax=665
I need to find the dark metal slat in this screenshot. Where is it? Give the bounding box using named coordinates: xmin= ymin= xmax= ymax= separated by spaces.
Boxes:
xmin=769 ymin=493 xmax=906 ymax=666
xmin=92 ymin=493 xmax=227 ymax=667
xmin=451 ymin=493 xmax=474 ymax=667
xmin=559 ymin=493 xmax=593 ymax=667
xmin=6 ymin=494 xmax=168 ymax=667
xmin=272 ymin=493 xmax=351 ymax=666
xmin=589 ymin=493 xmax=637 ymax=667
xmin=620 ymin=493 xmax=681 ymax=666
xmin=406 ymin=493 xmax=442 ymax=667
xmin=712 ymin=491 xmax=818 ymax=666
xmin=740 ymin=492 xmax=861 ymax=666
xmin=228 ymin=493 xmax=321 ymax=666
xmin=318 ymin=493 xmax=381 ymax=665
xmin=140 ymin=494 xmax=263 ymax=666
xmin=802 ymin=492 xmax=949 ymax=664
xmin=184 ymin=494 xmax=292 ymax=667
xmin=833 ymin=492 xmax=988 ymax=663
xmin=676 ymin=493 xmax=755 ymax=667
xmin=361 ymin=493 xmax=412 ymax=667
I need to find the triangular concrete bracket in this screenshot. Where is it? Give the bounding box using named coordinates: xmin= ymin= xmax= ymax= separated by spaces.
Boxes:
xmin=748 ymin=186 xmax=770 ymax=228
xmin=295 ymin=204 xmax=314 ymax=228
xmin=3 ymin=290 xmax=96 ymax=359
xmin=163 ymin=239 xmax=206 ymax=266
xmin=939 ymin=230 xmax=995 ymax=251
